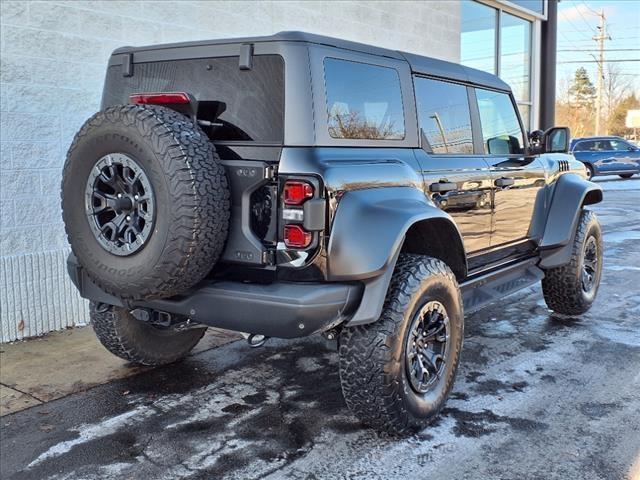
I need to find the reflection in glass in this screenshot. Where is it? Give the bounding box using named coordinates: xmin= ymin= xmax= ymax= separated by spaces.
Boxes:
xmin=476 ymin=88 xmax=524 ymax=154
xmin=461 ymin=1 xmax=497 ymax=74
xmin=500 ymin=12 xmax=531 ymax=102
xmin=517 ymin=104 xmax=530 ymax=131
xmin=415 ymin=77 xmax=473 ymax=154
xmin=508 ymin=0 xmax=544 ymax=15
xmin=324 ymin=58 xmax=405 ymax=140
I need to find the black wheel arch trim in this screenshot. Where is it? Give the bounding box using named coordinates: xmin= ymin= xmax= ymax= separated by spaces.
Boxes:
xmin=329 ymin=187 xmax=467 ymax=326
xmin=327 ymin=186 xmax=467 ymax=282
xmin=538 ymin=173 xmax=603 ymax=269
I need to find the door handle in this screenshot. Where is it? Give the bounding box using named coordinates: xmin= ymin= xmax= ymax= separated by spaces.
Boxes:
xmin=494 ymin=177 xmax=515 ymax=187
xmin=429 ymin=182 xmax=457 ymax=193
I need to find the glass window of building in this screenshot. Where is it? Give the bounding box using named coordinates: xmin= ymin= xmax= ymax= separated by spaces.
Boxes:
xmin=324 ymin=58 xmax=405 ymax=140
xmin=501 ymin=12 xmax=532 ymax=126
xmin=508 ymin=0 xmax=545 ymax=15
xmin=461 ymin=1 xmax=497 ymax=74
xmin=414 ymin=77 xmax=474 ymax=154
xmin=461 ymin=1 xmax=533 ymax=130
xmin=475 ymin=88 xmax=525 ymax=155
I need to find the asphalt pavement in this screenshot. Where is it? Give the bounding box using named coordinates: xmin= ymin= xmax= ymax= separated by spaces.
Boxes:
xmin=1 ymin=176 xmax=639 ymax=480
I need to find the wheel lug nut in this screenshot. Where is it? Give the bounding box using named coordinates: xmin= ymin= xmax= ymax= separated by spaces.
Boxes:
xmin=126 ymin=216 xmax=131 ymax=221
xmin=134 ymin=195 xmax=139 ymax=200
xmin=117 ymin=193 xmax=122 ymax=198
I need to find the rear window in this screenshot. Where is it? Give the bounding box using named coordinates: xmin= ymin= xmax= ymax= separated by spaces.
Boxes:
xmin=324 ymin=58 xmax=405 ymax=140
xmin=102 ymin=55 xmax=284 ymax=143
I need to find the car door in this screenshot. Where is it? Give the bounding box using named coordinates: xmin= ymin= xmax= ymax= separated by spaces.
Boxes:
xmin=412 ymin=76 xmax=493 ymax=255
xmin=473 ymin=87 xmax=546 ymax=249
xmin=572 ymin=139 xmax=596 ymax=164
xmin=608 ymin=138 xmax=640 ymax=172
xmin=592 ymin=139 xmax=620 ymax=172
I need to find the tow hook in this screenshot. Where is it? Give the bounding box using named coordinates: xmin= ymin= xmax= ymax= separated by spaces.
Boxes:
xmin=247 ymin=334 xmax=269 ymax=348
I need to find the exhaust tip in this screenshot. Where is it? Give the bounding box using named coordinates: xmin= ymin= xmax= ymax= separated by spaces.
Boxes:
xmin=247 ymin=334 xmax=268 ymax=348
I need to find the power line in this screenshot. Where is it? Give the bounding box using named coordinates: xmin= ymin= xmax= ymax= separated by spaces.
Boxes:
xmin=558 ymin=48 xmax=640 ymax=52
xmin=572 ymin=0 xmax=598 ymax=33
xmin=579 ymin=0 xmax=603 ymax=18
xmin=558 ymin=58 xmax=640 ymax=63
xmin=558 ymin=59 xmax=640 ymax=64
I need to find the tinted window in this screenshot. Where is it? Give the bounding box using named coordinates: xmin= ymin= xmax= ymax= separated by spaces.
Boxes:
xmin=414 ymin=77 xmax=473 ymax=154
xmin=475 ymin=89 xmax=524 ymax=154
xmin=324 ymin=58 xmax=405 ymax=140
xmin=574 ymin=141 xmax=595 ymax=152
xmin=102 ymin=55 xmax=284 ymax=143
xmin=609 ymin=139 xmax=633 ymax=151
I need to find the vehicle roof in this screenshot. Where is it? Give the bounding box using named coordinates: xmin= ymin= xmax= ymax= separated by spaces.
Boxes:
xmin=571 ymin=136 xmax=625 ymax=142
xmin=113 ymin=31 xmax=511 ymax=92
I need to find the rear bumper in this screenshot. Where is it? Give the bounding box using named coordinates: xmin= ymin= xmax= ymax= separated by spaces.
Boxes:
xmin=67 ymin=255 xmax=362 ymax=338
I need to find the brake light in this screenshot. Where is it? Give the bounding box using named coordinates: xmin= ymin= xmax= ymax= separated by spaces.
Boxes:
xmin=283 ymin=180 xmax=314 ymax=205
xmin=284 ymin=225 xmax=312 ymax=248
xmin=129 ymin=92 xmax=190 ymax=105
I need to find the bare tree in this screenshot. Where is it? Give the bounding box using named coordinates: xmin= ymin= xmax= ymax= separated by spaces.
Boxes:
xmin=604 ymin=63 xmax=632 ymax=134
xmin=328 ymin=108 xmax=401 ymax=140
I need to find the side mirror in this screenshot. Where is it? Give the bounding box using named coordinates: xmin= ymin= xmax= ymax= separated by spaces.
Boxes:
xmin=543 ymin=127 xmax=570 ymax=153
xmin=487 ymin=136 xmax=510 ymax=154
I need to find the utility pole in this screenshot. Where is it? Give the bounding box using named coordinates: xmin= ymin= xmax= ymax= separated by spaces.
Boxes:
xmin=593 ymin=9 xmax=610 ymax=136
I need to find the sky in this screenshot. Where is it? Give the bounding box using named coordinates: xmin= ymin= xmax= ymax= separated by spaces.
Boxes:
xmin=557 ymin=0 xmax=640 ymax=98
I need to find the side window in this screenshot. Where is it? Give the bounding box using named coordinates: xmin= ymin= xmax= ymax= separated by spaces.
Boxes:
xmin=475 ymin=88 xmax=525 ymax=155
xmin=609 ymin=139 xmax=632 ymax=151
xmin=574 ymin=141 xmax=595 ymax=152
xmin=413 ymin=77 xmax=473 ymax=154
xmin=324 ymin=58 xmax=405 ymax=140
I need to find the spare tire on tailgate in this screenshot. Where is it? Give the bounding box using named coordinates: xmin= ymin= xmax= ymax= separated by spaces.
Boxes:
xmin=62 ymin=104 xmax=230 ymax=300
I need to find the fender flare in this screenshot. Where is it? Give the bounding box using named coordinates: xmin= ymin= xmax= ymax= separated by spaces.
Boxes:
xmin=539 ymin=173 xmax=603 ymax=269
xmin=326 ymin=187 xmax=466 ymax=326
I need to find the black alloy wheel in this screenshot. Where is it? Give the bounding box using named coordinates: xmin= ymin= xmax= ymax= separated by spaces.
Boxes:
xmin=405 ymin=300 xmax=450 ymax=394
xmin=85 ymin=153 xmax=155 ymax=256
xmin=581 ymin=235 xmax=598 ymax=294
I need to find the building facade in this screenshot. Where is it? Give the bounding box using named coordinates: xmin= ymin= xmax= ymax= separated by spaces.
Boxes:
xmin=0 ymin=0 xmax=552 ymax=342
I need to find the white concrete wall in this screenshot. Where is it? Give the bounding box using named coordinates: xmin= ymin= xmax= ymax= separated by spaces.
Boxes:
xmin=0 ymin=0 xmax=461 ymax=342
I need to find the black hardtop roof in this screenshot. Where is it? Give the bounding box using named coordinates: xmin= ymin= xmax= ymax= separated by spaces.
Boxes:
xmin=113 ymin=30 xmax=511 ymax=92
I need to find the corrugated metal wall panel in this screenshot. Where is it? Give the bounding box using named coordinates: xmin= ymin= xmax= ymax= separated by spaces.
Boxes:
xmin=0 ymin=249 xmax=89 ymax=343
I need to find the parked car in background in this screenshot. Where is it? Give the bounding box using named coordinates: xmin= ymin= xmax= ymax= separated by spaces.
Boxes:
xmin=570 ymin=136 xmax=640 ymax=179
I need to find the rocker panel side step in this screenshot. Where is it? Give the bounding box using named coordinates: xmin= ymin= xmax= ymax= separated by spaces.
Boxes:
xmin=460 ymin=258 xmax=544 ymax=314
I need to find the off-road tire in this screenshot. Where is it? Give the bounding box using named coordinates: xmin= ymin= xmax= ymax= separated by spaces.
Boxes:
xmin=542 ymin=210 xmax=603 ymax=315
xmin=619 ymin=173 xmax=634 ymax=179
xmin=339 ymin=255 xmax=464 ymax=435
xmin=90 ymin=302 xmax=205 ymax=366
xmin=62 ymin=104 xmax=230 ymax=300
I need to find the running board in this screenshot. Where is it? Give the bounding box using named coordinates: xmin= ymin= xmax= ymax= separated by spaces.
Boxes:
xmin=460 ymin=258 xmax=544 ymax=314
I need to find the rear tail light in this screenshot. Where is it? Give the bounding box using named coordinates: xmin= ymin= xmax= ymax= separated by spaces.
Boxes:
xmin=283 ymin=180 xmax=314 ymax=206
xmin=283 ymin=225 xmax=312 ymax=248
xmin=129 ymin=92 xmax=190 ymax=105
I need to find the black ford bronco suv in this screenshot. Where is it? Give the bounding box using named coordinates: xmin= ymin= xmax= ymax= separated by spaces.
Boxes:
xmin=62 ymin=32 xmax=604 ymax=434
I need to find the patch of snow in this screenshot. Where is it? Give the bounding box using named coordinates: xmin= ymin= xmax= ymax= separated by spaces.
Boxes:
xmin=28 ymin=405 xmax=154 ymax=468
xmin=604 ymin=230 xmax=640 ymax=243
